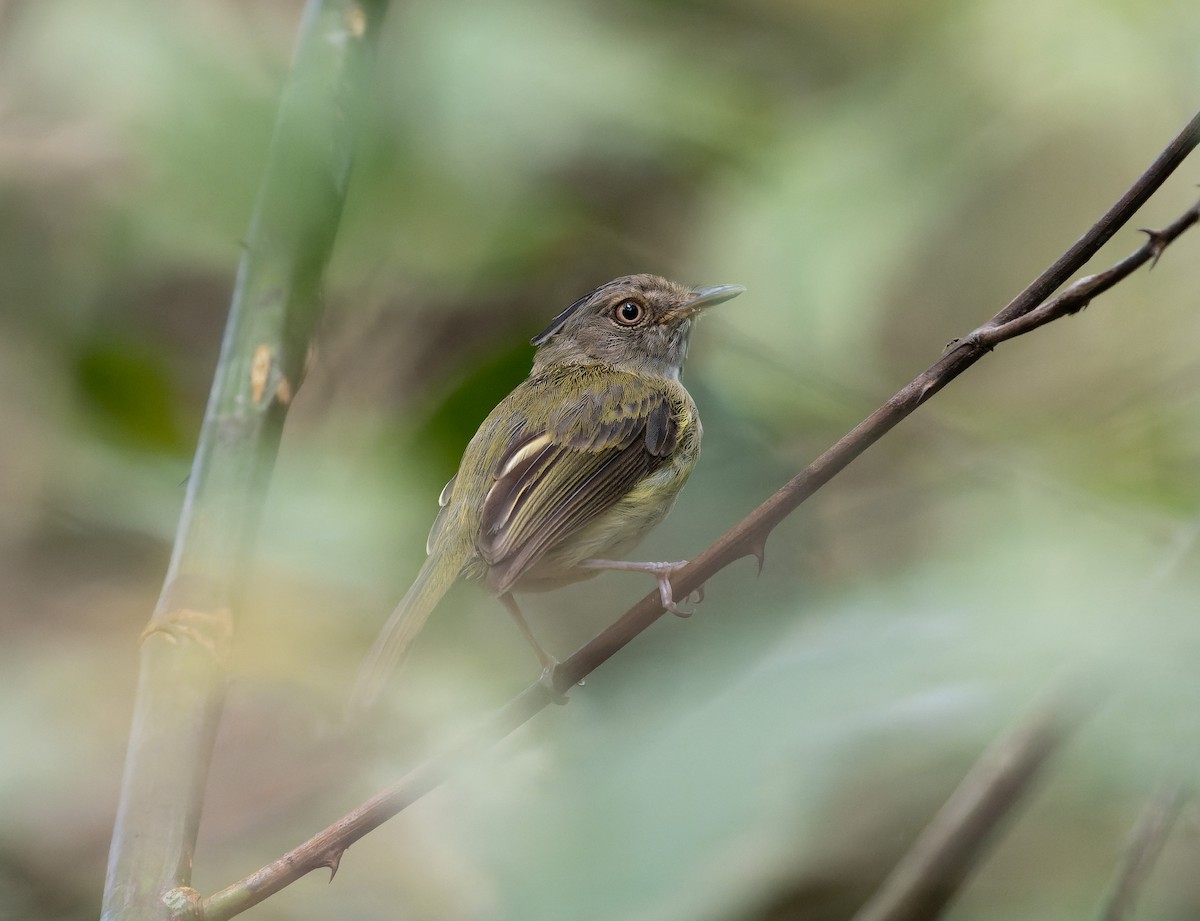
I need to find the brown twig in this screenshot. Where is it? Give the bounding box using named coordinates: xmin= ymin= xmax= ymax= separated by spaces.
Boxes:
xmin=1096 ymin=784 xmax=1188 ymax=921
xmin=201 ymin=686 xmax=548 ymax=920
xmin=850 ymin=705 xmax=1075 ymax=921
xmin=199 ymin=110 xmax=1200 ymax=918
xmin=957 ymin=202 xmax=1200 ymax=351
xmin=100 ymin=3 xmax=389 ymax=920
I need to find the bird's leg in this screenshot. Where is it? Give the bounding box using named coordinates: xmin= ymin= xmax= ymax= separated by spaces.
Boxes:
xmin=499 ymin=592 xmax=567 ymax=704
xmin=577 ymin=559 xmax=702 ymax=617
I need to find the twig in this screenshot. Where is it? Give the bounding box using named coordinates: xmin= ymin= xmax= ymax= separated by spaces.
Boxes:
xmin=850 ymin=705 xmax=1075 ymax=921
xmin=201 ymin=686 xmax=548 ymax=921
xmin=196 ymin=111 xmax=1200 ymax=917
xmin=1096 ymin=784 xmax=1188 ymax=921
xmin=988 ymin=110 xmax=1200 ymax=330
xmin=99 ymin=3 xmax=388 ymax=920
xmin=957 ymin=201 xmax=1200 ymax=351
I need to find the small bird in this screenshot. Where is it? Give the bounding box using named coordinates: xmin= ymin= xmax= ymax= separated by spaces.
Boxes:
xmin=350 ymin=274 xmax=744 ymax=710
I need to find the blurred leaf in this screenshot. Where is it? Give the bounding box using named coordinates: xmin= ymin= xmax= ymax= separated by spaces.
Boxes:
xmin=74 ymin=338 xmax=186 ymax=453
xmin=412 ymin=339 xmax=534 ymax=470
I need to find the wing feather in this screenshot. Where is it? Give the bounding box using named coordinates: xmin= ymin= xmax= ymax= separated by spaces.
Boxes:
xmin=475 ymin=371 xmax=679 ymax=593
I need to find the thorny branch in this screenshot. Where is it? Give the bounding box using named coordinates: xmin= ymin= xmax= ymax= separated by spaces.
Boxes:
xmin=200 ymin=110 xmax=1200 ymax=919
xmin=956 ymin=201 xmax=1200 ymax=351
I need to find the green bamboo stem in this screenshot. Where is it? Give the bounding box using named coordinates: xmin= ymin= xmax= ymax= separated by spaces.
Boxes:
xmin=100 ymin=3 xmax=388 ymax=919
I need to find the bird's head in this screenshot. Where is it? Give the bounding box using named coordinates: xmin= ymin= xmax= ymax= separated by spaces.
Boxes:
xmin=530 ymin=274 xmax=744 ymax=380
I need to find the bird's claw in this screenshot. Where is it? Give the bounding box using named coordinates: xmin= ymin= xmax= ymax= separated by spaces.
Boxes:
xmin=654 ymin=561 xmax=705 ymax=618
xmin=577 ymin=557 xmax=705 ymax=619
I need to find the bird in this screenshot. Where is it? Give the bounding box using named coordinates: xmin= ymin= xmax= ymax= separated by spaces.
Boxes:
xmin=350 ymin=273 xmax=744 ymax=710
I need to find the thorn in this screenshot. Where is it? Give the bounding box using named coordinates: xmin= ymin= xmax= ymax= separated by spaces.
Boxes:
xmin=915 ymin=379 xmax=937 ymax=406
xmin=749 ymin=540 xmax=767 ymax=576
xmin=319 ymin=849 xmax=344 ymax=881
xmin=1139 ymin=228 xmax=1169 ymax=268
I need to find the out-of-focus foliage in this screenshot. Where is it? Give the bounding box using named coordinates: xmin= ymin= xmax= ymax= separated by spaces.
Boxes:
xmin=3 ymin=0 xmax=1200 ymax=919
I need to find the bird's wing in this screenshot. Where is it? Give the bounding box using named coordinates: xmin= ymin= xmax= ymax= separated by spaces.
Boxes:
xmin=476 ymin=370 xmax=679 ymax=593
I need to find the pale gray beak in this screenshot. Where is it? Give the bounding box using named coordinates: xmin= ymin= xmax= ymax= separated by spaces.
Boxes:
xmin=684 ymin=284 xmax=746 ymax=313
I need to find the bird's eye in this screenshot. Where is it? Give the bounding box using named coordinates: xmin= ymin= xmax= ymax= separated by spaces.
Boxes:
xmin=612 ymin=300 xmax=645 ymax=326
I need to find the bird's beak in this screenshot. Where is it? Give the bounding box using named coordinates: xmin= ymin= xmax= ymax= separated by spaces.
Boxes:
xmin=678 ymin=284 xmax=746 ymax=317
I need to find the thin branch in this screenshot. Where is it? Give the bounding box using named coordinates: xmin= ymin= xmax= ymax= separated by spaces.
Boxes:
xmin=196 ymin=112 xmax=1200 ymax=917
xmin=960 ymin=200 xmax=1200 ymax=350
xmin=202 ymin=686 xmax=549 ymax=921
xmin=1096 ymin=784 xmax=1188 ymax=921
xmin=989 ymin=109 xmax=1200 ymax=329
xmin=850 ymin=705 xmax=1075 ymax=921
xmin=100 ymin=3 xmax=388 ymax=920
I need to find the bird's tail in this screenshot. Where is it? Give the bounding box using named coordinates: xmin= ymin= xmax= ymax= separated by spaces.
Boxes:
xmin=348 ymin=544 xmax=469 ymax=715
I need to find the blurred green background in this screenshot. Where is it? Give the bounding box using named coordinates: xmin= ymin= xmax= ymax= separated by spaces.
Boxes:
xmin=3 ymin=0 xmax=1200 ymax=919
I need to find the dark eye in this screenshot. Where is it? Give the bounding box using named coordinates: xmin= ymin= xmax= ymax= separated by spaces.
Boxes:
xmin=612 ymin=299 xmax=645 ymax=326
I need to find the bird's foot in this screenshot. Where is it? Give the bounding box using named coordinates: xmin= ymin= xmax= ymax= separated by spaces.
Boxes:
xmin=579 ymin=558 xmax=704 ymax=618
xmin=647 ymin=560 xmax=700 ymax=617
